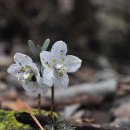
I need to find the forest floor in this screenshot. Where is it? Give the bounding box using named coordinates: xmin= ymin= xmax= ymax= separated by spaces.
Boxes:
xmin=1 ymin=44 xmax=130 ymax=130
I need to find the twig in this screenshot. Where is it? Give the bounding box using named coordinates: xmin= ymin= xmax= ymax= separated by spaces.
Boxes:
xmin=25 ymin=103 xmax=44 ymax=130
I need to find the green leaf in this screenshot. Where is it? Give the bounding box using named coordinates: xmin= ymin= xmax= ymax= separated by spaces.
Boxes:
xmin=28 ymin=40 xmax=38 ymax=56
xmin=41 ymin=38 xmax=50 ymax=51
xmin=37 ymin=45 xmax=42 ymax=53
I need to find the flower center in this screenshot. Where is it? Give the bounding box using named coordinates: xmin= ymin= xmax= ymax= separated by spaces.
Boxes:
xmin=16 ymin=65 xmax=36 ymax=82
xmin=55 ymin=64 xmax=66 ymax=77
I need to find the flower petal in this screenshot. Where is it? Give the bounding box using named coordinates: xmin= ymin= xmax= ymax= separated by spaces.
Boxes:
xmin=63 ymin=55 xmax=82 ymax=73
xmin=39 ymin=77 xmax=53 ymax=87
xmin=14 ymin=53 xmax=33 ymax=66
xmin=7 ymin=64 xmax=20 ymax=76
xmin=54 ymin=72 xmax=69 ymax=89
xmin=51 ymin=41 xmax=67 ymax=62
xmin=40 ymin=51 xmax=52 ymax=68
xmin=40 ymin=51 xmax=54 ymax=86
xmin=42 ymin=67 xmax=54 ymax=87
xmin=21 ymin=81 xmax=49 ymax=96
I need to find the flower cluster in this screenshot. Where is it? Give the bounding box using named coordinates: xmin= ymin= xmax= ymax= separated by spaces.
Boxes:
xmin=8 ymin=41 xmax=82 ymax=95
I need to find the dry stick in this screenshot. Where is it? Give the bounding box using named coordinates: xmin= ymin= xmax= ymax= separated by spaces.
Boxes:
xmin=51 ymin=86 xmax=54 ymax=116
xmin=25 ymin=103 xmax=44 ymax=130
xmin=38 ymin=93 xmax=41 ymax=114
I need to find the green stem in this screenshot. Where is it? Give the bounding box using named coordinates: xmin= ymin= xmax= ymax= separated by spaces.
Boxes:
xmin=38 ymin=93 xmax=41 ymax=114
xmin=51 ymin=86 xmax=54 ymax=116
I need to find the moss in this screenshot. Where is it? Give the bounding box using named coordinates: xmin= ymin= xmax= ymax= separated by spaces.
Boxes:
xmin=0 ymin=109 xmax=59 ymax=130
xmin=0 ymin=109 xmax=29 ymax=130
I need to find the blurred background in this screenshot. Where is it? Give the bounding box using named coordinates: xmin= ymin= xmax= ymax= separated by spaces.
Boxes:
xmin=1 ymin=0 xmax=130 ymax=128
xmin=0 ymin=0 xmax=130 ymax=67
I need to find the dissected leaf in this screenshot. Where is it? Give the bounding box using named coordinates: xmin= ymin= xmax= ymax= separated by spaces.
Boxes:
xmin=54 ymin=117 xmax=75 ymax=130
xmin=41 ymin=38 xmax=50 ymax=51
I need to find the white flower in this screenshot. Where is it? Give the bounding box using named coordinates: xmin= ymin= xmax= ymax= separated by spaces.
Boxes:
xmin=40 ymin=41 xmax=82 ymax=89
xmin=7 ymin=53 xmax=49 ymax=96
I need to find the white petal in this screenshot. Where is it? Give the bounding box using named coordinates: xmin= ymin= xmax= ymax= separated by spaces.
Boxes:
xmin=54 ymin=72 xmax=69 ymax=89
xmin=21 ymin=81 xmax=49 ymax=96
xmin=51 ymin=41 xmax=67 ymax=61
xmin=39 ymin=76 xmax=53 ymax=87
xmin=63 ymin=55 xmax=82 ymax=73
xmin=40 ymin=51 xmax=52 ymax=68
xmin=40 ymin=51 xmax=54 ymax=86
xmin=7 ymin=64 xmax=20 ymax=76
xmin=14 ymin=53 xmax=33 ymax=66
xmin=41 ymin=67 xmax=54 ymax=87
